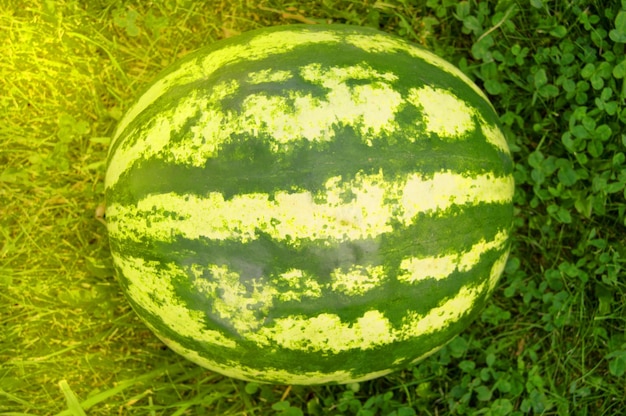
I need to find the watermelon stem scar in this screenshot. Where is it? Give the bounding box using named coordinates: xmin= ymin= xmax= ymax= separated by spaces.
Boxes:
xmin=95 ymin=203 xmax=106 ymax=225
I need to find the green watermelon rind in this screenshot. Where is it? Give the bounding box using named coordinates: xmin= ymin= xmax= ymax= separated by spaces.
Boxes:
xmin=105 ymin=24 xmax=514 ymax=385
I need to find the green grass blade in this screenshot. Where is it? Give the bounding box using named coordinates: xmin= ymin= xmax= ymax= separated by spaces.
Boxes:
xmin=58 ymin=380 xmax=87 ymax=416
xmin=52 ymin=365 xmax=183 ymax=416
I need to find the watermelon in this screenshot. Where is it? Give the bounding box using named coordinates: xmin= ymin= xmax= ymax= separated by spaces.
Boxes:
xmin=105 ymin=24 xmax=514 ymax=385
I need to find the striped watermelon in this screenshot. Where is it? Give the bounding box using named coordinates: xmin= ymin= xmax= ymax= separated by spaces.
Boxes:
xmin=105 ymin=24 xmax=514 ymax=385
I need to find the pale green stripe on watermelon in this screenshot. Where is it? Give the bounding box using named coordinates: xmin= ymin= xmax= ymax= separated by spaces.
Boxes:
xmin=106 ymin=170 xmax=513 ymax=244
xmin=106 ymin=77 xmax=506 ymax=189
xmin=141 ymin=245 xmax=508 ymax=384
xmin=111 ymin=227 xmax=508 ymax=352
xmin=243 ymin=249 xmax=509 ymax=355
xmin=155 ymin=333 xmax=399 ymax=384
xmin=187 ymin=263 xmax=386 ymax=331
xmin=246 ymin=263 xmax=505 ymax=354
xmin=405 ymin=86 xmax=508 ymax=155
xmin=115 ymin=253 xmax=387 ymax=334
xmin=408 ymin=345 xmax=447 ymax=365
xmin=399 ymin=171 xmax=513 ymax=222
xmin=110 ymin=25 xmax=494 ymax=157
xmin=145 ymin=246 xmax=508 ymax=385
xmin=487 ymin=249 xmax=511 ymax=293
xmin=343 ymin=32 xmax=493 ymax=108
xmin=191 ymin=264 xmax=280 ymax=334
xmin=404 ymin=341 xmax=449 ymax=366
xmin=106 ymin=27 xmax=510 ymax=190
xmin=249 ymin=309 xmax=394 ymax=353
xmin=330 ymin=265 xmax=386 ymax=296
xmin=406 ymin=85 xmax=475 ymax=138
xmin=109 ymin=29 xmax=344 ymax=152
xmin=105 ymin=79 xmax=238 ymax=187
xmin=273 ymin=269 xmax=324 ymax=299
xmin=114 ymin=254 xmax=237 ymax=349
xmin=301 ymin=62 xmax=398 ymax=84
xmin=397 ymin=229 xmax=508 ymax=283
xmin=481 ymin=120 xmax=510 ymax=155
xmin=242 ymin=62 xmax=403 ymax=147
xmin=106 ymin=62 xmax=404 ymax=187
xmin=191 ymin=263 xmax=386 ymax=318
xmin=247 ymin=68 xmax=293 ymax=84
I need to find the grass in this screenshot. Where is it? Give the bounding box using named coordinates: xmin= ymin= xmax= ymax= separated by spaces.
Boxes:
xmin=1 ymin=0 xmax=625 ymax=414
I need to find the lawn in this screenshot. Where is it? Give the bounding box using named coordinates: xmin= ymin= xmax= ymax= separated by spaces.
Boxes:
xmin=1 ymin=0 xmax=625 ymax=415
